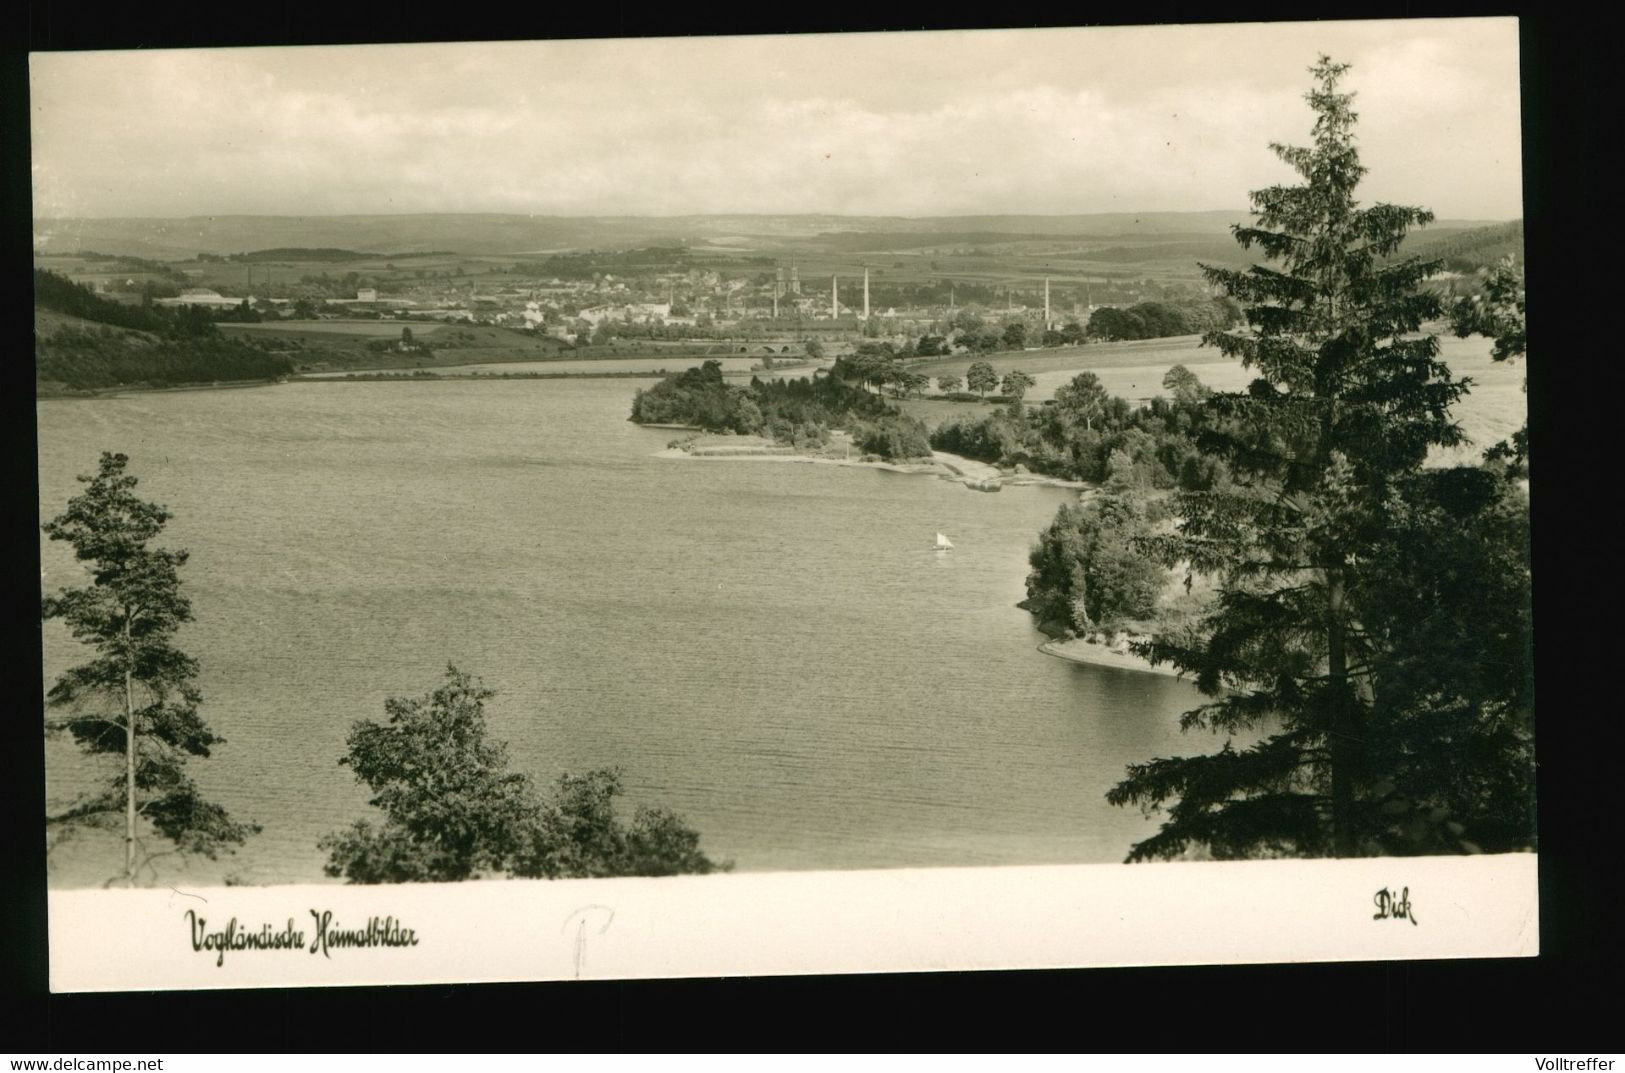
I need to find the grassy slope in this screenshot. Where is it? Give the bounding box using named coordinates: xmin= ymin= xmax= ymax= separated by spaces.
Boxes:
xmin=216 ymin=321 xmax=573 ymax=371
xmin=220 ymin=321 xmax=808 ymax=370
xmin=35 ymin=307 xmax=160 ymax=343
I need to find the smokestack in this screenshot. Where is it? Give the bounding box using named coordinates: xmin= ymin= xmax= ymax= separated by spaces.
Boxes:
xmin=832 ymin=275 xmax=838 ymax=318
xmin=773 ymin=294 xmax=779 ymax=319
xmin=1045 ymin=277 xmax=1051 ymax=329
xmin=863 ymin=268 xmax=870 ymax=320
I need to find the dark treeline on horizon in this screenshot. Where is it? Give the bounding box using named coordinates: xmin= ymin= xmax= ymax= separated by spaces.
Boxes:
xmin=34 ymin=269 xmax=294 ymax=390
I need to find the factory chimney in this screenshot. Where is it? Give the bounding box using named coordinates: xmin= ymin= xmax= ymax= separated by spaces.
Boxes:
xmin=863 ymin=268 xmax=870 ymax=320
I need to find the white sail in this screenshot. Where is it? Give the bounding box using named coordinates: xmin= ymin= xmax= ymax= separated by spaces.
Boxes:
xmin=935 ymin=532 xmax=954 ymax=549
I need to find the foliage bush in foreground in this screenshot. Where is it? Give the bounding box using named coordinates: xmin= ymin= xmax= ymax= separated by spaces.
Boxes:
xmin=320 ymin=667 xmax=726 ymax=883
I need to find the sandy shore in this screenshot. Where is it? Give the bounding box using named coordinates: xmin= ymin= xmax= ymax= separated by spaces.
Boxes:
xmin=1037 ymin=637 xmax=1187 ymax=679
xmin=655 ymin=445 xmax=944 ymax=476
xmin=657 ymin=437 xmax=1089 ymax=489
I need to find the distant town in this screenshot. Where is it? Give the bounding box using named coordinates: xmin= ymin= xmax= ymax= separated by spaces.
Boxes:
xmin=33 ymin=211 xmax=1518 ymax=386
xmin=42 ymin=244 xmax=1148 ymax=351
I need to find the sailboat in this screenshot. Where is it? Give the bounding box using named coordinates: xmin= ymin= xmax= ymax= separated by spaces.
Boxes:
xmin=933 ymin=532 xmax=954 ymax=551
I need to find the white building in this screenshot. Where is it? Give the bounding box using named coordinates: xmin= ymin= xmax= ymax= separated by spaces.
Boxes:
xmin=155 ymin=288 xmax=249 ymax=309
xmin=577 ymin=302 xmax=672 ymax=325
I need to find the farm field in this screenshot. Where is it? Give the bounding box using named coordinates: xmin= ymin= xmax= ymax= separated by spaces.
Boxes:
xmin=897 ymin=337 xmax=1243 ymax=425
xmin=908 ymin=336 xmax=1230 ymax=382
xmin=898 ymin=332 xmax=1523 ymax=471
xmin=217 ymin=321 xmax=567 ymax=362
xmin=220 ymin=321 xmax=828 ymax=358
xmin=220 ymin=319 xmax=425 ymax=337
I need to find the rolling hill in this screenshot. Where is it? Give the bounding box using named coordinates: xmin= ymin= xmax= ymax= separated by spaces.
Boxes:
xmin=34 ymin=269 xmax=294 ymax=392
xmin=30 ymin=211 xmax=1266 ymax=259
xmin=1402 ymin=219 xmax=1524 ymax=271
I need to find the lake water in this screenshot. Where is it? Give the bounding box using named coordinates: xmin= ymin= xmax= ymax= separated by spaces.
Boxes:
xmin=38 ymin=377 xmax=1221 ymax=887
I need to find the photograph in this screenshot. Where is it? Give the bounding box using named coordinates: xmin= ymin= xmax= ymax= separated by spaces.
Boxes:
xmin=29 ymin=16 xmax=1535 ymax=990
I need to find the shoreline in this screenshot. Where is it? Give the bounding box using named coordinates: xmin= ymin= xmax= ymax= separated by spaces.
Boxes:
xmin=655 ymin=445 xmax=950 ymax=478
xmin=1037 ymin=637 xmax=1187 ymax=679
xmin=38 ymin=360 xmax=819 ymax=399
xmin=37 ymin=377 xmax=290 ymax=401
xmin=656 ymin=437 xmax=1090 ymax=490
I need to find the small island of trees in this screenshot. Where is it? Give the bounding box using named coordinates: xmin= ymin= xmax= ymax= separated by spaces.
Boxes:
xmin=629 ymin=358 xmax=933 ymax=461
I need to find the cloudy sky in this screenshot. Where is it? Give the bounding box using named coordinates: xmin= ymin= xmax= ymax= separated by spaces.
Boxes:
xmin=29 ymin=18 xmax=1523 ymax=221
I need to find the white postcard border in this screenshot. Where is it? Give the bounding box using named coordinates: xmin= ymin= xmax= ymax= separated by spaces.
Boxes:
xmin=49 ymin=853 xmax=1537 ymax=992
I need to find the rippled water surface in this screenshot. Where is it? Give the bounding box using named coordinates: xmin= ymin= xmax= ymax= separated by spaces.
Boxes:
xmin=39 ymin=378 xmax=1216 ymax=886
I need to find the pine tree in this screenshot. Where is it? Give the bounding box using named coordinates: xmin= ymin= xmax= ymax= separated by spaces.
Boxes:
xmin=42 ymin=452 xmax=258 ymax=885
xmin=1108 ymin=56 xmax=1512 ymax=860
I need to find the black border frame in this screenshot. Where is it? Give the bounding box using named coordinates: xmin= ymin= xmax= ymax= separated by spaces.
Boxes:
xmin=5 ymin=4 xmax=1608 ymax=1051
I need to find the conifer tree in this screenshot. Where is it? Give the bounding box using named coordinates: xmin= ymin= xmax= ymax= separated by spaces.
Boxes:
xmin=42 ymin=452 xmax=258 ymax=885
xmin=1108 ymin=57 xmax=1521 ymax=860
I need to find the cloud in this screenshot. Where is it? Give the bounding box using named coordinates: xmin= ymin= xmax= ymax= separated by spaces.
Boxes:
xmin=28 ymin=19 xmax=1523 ymax=220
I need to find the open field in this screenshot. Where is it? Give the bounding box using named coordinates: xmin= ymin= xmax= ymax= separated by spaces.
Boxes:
xmin=217 ymin=321 xmax=565 ymax=366
xmin=219 ymin=321 xmax=560 ymax=352
xmin=177 ymin=255 xmax=523 ymax=296
xmin=910 ymin=335 xmax=1225 ymax=380
xmin=901 ymin=336 xmax=1257 ymax=413
xmin=897 ymin=332 xmax=1524 ymax=469
xmin=219 ymin=322 xmax=757 ymax=352
xmin=214 ymin=319 xmax=825 ymax=373
xmin=220 ymin=319 xmax=427 ymax=337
